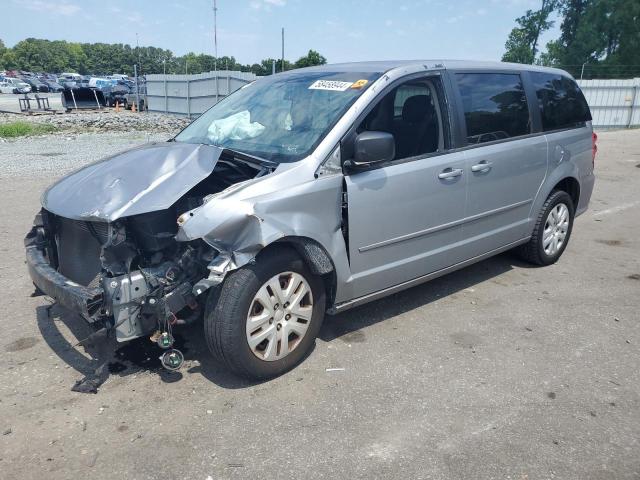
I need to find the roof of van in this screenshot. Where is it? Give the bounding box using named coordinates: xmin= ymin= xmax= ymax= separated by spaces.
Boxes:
xmin=292 ymin=60 xmax=570 ymax=77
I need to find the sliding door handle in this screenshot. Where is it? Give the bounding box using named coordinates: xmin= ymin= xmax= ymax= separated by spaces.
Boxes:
xmin=438 ymin=168 xmax=463 ymax=179
xmin=471 ymin=161 xmax=493 ymax=172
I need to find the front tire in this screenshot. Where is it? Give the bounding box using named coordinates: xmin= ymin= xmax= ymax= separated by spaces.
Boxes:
xmin=518 ymin=190 xmax=575 ymax=266
xmin=204 ymin=247 xmax=325 ymax=380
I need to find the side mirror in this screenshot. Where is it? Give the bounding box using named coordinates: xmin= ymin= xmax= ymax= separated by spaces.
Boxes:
xmin=348 ymin=131 xmax=395 ymax=169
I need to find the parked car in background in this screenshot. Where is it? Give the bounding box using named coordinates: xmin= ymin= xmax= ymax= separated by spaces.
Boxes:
xmin=43 ymin=81 xmax=64 ymax=92
xmin=21 ymin=77 xmax=50 ymax=93
xmin=0 ymin=81 xmax=17 ymax=93
xmin=25 ymin=60 xmax=596 ymax=379
xmin=125 ymin=83 xmax=147 ymax=110
xmin=60 ymin=72 xmax=82 ymax=82
xmin=3 ymin=77 xmax=31 ymax=93
xmin=107 ymin=74 xmax=129 ymax=81
xmin=100 ymin=81 xmax=131 ymax=107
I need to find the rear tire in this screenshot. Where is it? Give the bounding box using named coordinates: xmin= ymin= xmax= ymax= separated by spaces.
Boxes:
xmin=204 ymin=247 xmax=325 ymax=380
xmin=518 ymin=190 xmax=575 ymax=266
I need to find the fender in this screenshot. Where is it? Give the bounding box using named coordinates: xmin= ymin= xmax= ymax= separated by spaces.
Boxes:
xmin=527 ymin=159 xmax=580 ymax=236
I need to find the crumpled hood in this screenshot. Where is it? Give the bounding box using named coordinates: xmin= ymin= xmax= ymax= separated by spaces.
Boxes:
xmin=42 ymin=142 xmax=223 ymax=222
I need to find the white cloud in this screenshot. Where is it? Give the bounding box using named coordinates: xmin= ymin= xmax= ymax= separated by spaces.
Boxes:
xmin=251 ymin=0 xmax=286 ymax=8
xmin=385 ymin=19 xmax=393 ymax=27
xmin=18 ymin=0 xmax=80 ymax=16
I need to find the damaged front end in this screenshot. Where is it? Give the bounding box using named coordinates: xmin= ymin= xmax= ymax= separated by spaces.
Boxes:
xmin=26 ymin=207 xmax=214 ymax=342
xmin=25 ymin=142 xmax=271 ymax=347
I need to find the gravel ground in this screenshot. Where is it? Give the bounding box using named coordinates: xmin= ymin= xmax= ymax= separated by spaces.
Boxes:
xmin=0 ymin=110 xmax=191 ymax=134
xmin=0 ymin=131 xmax=172 ymax=177
xmin=0 ymin=129 xmax=639 ymax=480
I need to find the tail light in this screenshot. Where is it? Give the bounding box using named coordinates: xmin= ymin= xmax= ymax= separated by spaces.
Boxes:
xmin=592 ymin=132 xmax=598 ymax=168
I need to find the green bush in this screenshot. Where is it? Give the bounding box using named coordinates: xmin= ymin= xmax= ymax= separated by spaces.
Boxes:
xmin=0 ymin=121 xmax=57 ymax=138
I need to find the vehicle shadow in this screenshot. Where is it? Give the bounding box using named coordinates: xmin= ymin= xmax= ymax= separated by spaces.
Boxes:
xmin=319 ymin=251 xmax=533 ymax=342
xmin=36 ymin=251 xmax=533 ymax=392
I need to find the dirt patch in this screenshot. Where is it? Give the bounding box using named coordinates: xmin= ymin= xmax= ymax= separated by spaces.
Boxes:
xmin=38 ymin=152 xmax=64 ymax=157
xmin=5 ymin=337 xmax=38 ymax=352
xmin=341 ymin=330 xmax=366 ymax=343
xmin=627 ymin=274 xmax=640 ymax=281
xmin=596 ymin=239 xmax=623 ymax=246
xmin=451 ymin=332 xmax=482 ymax=349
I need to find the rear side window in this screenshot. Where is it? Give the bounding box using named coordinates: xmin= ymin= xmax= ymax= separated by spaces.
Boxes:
xmin=393 ymin=84 xmax=431 ymax=117
xmin=455 ymin=73 xmax=530 ymax=144
xmin=530 ymin=72 xmax=591 ymax=131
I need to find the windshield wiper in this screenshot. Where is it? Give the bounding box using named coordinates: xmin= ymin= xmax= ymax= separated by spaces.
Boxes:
xmin=173 ymin=136 xmax=279 ymax=167
xmin=223 ymin=147 xmax=279 ymax=168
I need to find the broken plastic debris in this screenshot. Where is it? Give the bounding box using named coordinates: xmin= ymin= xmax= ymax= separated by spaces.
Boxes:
xmin=325 ymin=367 xmax=345 ymax=372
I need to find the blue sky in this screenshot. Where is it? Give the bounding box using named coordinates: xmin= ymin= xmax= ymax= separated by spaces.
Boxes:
xmin=1 ymin=0 xmax=559 ymax=64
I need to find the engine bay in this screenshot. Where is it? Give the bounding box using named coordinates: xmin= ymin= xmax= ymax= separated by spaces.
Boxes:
xmin=30 ymin=150 xmax=271 ymax=369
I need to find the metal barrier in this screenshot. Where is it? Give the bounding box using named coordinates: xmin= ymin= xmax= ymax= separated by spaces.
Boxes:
xmin=145 ymin=73 xmax=638 ymax=129
xmin=577 ymin=78 xmax=640 ymax=129
xmin=145 ymin=71 xmax=256 ymax=118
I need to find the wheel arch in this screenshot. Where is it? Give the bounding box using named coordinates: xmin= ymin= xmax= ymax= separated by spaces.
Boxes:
xmin=261 ymin=236 xmax=338 ymax=309
xmin=551 ymin=176 xmax=580 ymax=208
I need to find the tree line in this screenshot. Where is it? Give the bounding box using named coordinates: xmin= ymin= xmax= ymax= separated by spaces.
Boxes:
xmin=0 ymin=37 xmax=327 ymax=76
xmin=502 ymin=0 xmax=640 ymax=78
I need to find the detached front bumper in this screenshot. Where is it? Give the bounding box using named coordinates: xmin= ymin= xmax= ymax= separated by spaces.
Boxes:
xmin=25 ymin=241 xmax=103 ymax=320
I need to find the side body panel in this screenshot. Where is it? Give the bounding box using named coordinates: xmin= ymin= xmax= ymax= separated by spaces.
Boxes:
xmin=544 ymin=125 xmax=594 ymax=216
xmin=459 ymin=136 xmax=548 ymax=258
xmin=345 ymin=150 xmax=467 ymax=298
xmin=444 ymin=68 xmax=550 ymax=259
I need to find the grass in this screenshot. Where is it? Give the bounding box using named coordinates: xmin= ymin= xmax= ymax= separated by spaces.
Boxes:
xmin=0 ymin=121 xmax=58 ymax=138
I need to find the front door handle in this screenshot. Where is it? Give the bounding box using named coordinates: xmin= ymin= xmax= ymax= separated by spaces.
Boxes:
xmin=438 ymin=168 xmax=464 ymax=180
xmin=471 ymin=161 xmax=493 ymax=173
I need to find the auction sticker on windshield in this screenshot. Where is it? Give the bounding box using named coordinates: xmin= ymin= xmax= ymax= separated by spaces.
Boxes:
xmin=308 ymin=80 xmax=353 ymax=91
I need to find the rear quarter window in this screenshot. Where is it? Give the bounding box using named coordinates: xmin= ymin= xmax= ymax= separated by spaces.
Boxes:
xmin=530 ymin=72 xmax=592 ymax=132
xmin=455 ymin=73 xmax=530 ymax=145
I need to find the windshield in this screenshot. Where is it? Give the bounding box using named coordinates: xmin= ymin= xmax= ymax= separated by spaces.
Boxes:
xmin=175 ymin=70 xmax=381 ymax=163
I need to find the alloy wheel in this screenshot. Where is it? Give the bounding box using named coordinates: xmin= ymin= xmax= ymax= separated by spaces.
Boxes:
xmin=543 ymin=203 xmax=570 ymax=256
xmin=245 ymin=271 xmax=313 ymax=361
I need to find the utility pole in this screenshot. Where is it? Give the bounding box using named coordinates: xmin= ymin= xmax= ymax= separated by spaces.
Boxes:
xmin=281 ymin=27 xmax=285 ymax=72
xmin=134 ymin=63 xmax=140 ymax=114
xmin=136 ymin=32 xmax=140 ymax=66
xmin=213 ymin=0 xmax=218 ymax=73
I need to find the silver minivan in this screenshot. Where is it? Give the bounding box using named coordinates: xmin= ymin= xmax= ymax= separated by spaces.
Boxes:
xmin=26 ymin=60 xmax=596 ymax=379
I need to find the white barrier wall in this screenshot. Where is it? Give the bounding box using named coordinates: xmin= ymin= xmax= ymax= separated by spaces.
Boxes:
xmin=146 ymin=71 xmax=256 ymax=117
xmin=577 ymin=78 xmax=640 ymax=129
xmin=147 ymin=73 xmax=639 ymax=130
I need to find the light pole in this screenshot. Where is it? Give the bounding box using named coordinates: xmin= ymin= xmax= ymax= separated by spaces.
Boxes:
xmin=213 ymin=0 xmax=218 ymax=73
xmin=281 ymin=27 xmax=285 ymax=72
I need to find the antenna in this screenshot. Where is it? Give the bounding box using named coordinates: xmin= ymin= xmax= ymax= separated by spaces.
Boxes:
xmin=213 ymin=0 xmax=218 ymax=72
